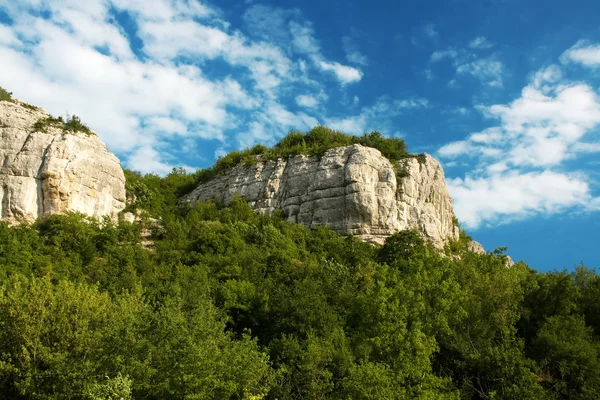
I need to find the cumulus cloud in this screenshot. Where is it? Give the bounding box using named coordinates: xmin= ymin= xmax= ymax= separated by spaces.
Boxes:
xmin=448 ymin=171 xmax=593 ymax=228
xmin=0 ymin=0 xmax=367 ymax=173
xmin=561 ymin=40 xmax=600 ymax=67
xmin=318 ymin=61 xmax=363 ymax=84
xmin=438 ymin=53 xmax=600 ymax=228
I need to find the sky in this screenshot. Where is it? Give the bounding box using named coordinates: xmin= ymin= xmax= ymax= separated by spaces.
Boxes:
xmin=0 ymin=0 xmax=599 ymax=272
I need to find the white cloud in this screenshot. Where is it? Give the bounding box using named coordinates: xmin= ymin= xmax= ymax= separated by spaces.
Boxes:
xmin=469 ymin=36 xmax=493 ymax=49
xmin=561 ymin=40 xmax=600 ymax=67
xmin=319 ymin=61 xmax=363 ymax=84
xmin=325 ymin=96 xmax=416 ymax=136
xmin=0 ymin=24 xmax=22 ymax=46
xmin=127 ymin=145 xmax=174 ymax=175
xmin=342 ymin=36 xmax=368 ymax=66
xmin=327 ymin=115 xmax=367 ymax=135
xmin=236 ymin=100 xmax=319 ymax=148
xmin=448 ymin=171 xmax=593 ymax=228
xmin=296 ymin=95 xmax=319 ymax=108
xmin=0 ymin=0 xmax=368 ymax=174
xmin=456 ymin=58 xmax=504 ymax=87
xmin=395 ymin=98 xmax=429 ymax=109
xmin=145 ymin=117 xmax=188 ymax=135
xmin=438 ymin=58 xmax=600 ymax=228
xmin=296 ymin=92 xmax=327 ymax=108
xmin=287 ymin=21 xmax=364 ymax=85
xmin=438 ymin=140 xmax=472 ymax=158
xmin=289 ymin=21 xmax=320 ymax=55
xmin=242 ymin=4 xmax=297 ymax=44
xmin=430 ymin=48 xmax=458 ymax=62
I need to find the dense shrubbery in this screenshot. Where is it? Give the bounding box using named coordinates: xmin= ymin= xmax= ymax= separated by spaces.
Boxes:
xmin=1 ymin=167 xmax=599 ymax=399
xmin=191 ymin=126 xmax=412 ymax=188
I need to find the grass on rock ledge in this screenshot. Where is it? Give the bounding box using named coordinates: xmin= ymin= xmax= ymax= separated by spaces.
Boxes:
xmin=192 ymin=126 xmax=415 ymax=188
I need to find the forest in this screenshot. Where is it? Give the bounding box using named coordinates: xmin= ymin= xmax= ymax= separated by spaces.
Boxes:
xmin=1 ymin=130 xmax=599 ymax=399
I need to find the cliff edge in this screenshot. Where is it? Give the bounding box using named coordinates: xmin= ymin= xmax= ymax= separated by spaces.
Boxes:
xmin=0 ymin=99 xmax=126 ymax=223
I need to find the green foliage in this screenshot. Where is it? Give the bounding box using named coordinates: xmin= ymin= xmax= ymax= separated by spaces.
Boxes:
xmin=64 ymin=115 xmax=93 ymax=134
xmin=0 ymin=87 xmax=38 ymax=110
xmin=123 ymin=167 xmax=197 ymax=216
xmin=189 ymin=126 xmax=412 ymax=191
xmin=33 ymin=116 xmax=64 ymax=133
xmin=33 ymin=114 xmax=94 ymax=135
xmin=85 ymin=374 xmax=133 ymax=400
xmin=0 ymin=171 xmax=598 ymax=399
xmin=0 ymin=87 xmax=13 ymax=102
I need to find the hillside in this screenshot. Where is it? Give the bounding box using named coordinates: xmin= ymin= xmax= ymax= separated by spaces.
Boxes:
xmin=1 ymin=93 xmax=599 ymax=399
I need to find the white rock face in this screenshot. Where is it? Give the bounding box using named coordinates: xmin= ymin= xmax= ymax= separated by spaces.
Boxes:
xmin=182 ymin=145 xmax=459 ymax=248
xmin=467 ymin=240 xmax=516 ymax=267
xmin=467 ymin=240 xmax=486 ymax=255
xmin=0 ymin=100 xmax=126 ymax=223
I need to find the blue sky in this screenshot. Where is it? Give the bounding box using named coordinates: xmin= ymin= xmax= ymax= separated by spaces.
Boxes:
xmin=1 ymin=0 xmax=599 ymax=272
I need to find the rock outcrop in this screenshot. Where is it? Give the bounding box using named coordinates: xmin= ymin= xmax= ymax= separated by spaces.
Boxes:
xmin=182 ymin=144 xmax=459 ymax=248
xmin=467 ymin=240 xmax=516 ymax=267
xmin=467 ymin=240 xmax=486 ymax=255
xmin=0 ymin=100 xmax=126 ymax=223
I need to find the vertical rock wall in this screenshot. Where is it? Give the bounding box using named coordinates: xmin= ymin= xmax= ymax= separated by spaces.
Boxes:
xmin=182 ymin=145 xmax=459 ymax=248
xmin=0 ymin=100 xmax=126 ymax=223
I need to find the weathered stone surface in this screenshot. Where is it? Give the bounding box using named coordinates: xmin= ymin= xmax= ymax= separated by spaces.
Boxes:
xmin=182 ymin=144 xmax=459 ymax=248
xmin=468 ymin=240 xmax=486 ymax=255
xmin=505 ymin=256 xmax=515 ymax=268
xmin=0 ymin=100 xmax=126 ymax=223
xmin=467 ymin=240 xmax=516 ymax=267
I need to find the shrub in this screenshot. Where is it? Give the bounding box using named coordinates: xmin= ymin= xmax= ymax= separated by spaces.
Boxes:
xmin=33 ymin=116 xmax=65 ymax=133
xmin=0 ymin=86 xmax=12 ymax=102
xmin=32 ymin=115 xmax=94 ymax=135
xmin=64 ymin=115 xmax=93 ymax=135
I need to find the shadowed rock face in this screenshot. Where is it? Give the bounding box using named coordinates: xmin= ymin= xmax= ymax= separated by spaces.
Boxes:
xmin=0 ymin=100 xmax=126 ymax=223
xmin=182 ymin=144 xmax=459 ymax=248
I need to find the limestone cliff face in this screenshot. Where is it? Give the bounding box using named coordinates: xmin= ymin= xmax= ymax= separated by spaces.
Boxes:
xmin=182 ymin=144 xmax=459 ymax=248
xmin=0 ymin=100 xmax=126 ymax=223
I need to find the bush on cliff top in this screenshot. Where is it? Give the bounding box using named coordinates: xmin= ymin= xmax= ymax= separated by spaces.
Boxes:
xmin=33 ymin=114 xmax=94 ymax=135
xmin=192 ymin=126 xmax=411 ymax=187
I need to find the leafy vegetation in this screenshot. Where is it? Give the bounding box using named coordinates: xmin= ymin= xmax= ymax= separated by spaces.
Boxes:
xmin=0 ymin=167 xmax=599 ymax=399
xmin=190 ymin=126 xmax=413 ymax=190
xmin=0 ymin=86 xmax=13 ymax=102
xmin=33 ymin=114 xmax=94 ymax=135
xmin=0 ymin=87 xmax=39 ymax=110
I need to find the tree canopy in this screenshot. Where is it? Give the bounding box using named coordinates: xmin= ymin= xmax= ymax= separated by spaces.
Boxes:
xmin=0 ymin=166 xmax=598 ymax=399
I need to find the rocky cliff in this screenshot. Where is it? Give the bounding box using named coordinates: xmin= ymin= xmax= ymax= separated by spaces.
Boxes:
xmin=182 ymin=144 xmax=459 ymax=248
xmin=0 ymin=99 xmax=126 ymax=223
